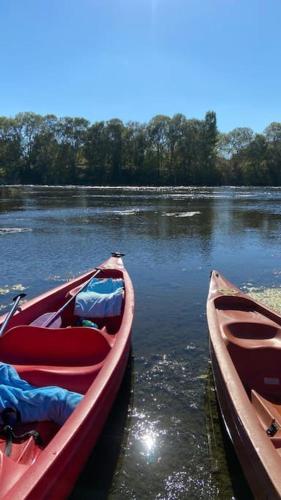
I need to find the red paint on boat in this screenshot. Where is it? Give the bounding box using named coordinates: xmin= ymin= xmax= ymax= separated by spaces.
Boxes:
xmin=0 ymin=255 xmax=134 ymax=499
xmin=207 ymin=271 xmax=281 ymax=499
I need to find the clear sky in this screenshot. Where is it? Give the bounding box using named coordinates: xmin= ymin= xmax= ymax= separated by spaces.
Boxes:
xmin=0 ymin=0 xmax=280 ymax=132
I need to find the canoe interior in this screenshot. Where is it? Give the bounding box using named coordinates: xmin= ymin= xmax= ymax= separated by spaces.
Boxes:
xmin=0 ymin=267 xmax=125 ymax=469
xmin=215 ymin=293 xmax=281 ymax=456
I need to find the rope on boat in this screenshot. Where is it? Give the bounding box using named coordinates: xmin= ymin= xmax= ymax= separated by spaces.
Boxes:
xmin=0 ymin=408 xmax=43 ymax=457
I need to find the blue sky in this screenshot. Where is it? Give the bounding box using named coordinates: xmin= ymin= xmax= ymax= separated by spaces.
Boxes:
xmin=0 ymin=0 xmax=280 ymax=132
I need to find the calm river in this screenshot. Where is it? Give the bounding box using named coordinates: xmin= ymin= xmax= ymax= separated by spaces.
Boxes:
xmin=1 ymin=185 xmax=281 ymax=499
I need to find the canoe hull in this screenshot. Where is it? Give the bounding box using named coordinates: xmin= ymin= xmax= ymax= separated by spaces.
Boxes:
xmin=207 ymin=271 xmax=281 ymax=499
xmin=0 ymin=255 xmax=134 ymax=499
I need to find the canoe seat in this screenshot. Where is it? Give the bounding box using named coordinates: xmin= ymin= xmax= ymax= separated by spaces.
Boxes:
xmin=222 ymin=321 xmax=281 ymax=349
xmin=1 ymin=325 xmax=111 ymax=365
xmin=0 ymin=325 xmax=112 ymax=393
xmin=13 ymin=363 xmax=104 ymax=394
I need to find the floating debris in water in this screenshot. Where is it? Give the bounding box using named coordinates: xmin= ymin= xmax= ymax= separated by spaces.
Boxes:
xmin=249 ymin=287 xmax=281 ymax=313
xmin=12 ymin=284 xmax=26 ymax=291
xmin=177 ymin=211 xmax=201 ymax=217
xmin=190 ymin=401 xmax=198 ymax=409
xmin=112 ymin=209 xmax=140 ymax=215
xmin=242 ymin=286 xmax=260 ymax=293
xmin=0 ymin=284 xmax=27 ymax=295
xmin=194 ymin=373 xmax=208 ymax=381
xmin=185 ymin=343 xmax=196 ymax=351
xmin=242 ymin=282 xmax=254 ymax=289
xmin=163 ymin=211 xmax=201 ymax=217
xmin=273 ymin=270 xmax=281 ymax=276
xmin=0 ymin=228 xmax=32 ymax=235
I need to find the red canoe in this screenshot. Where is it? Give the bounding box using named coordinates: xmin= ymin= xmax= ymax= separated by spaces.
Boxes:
xmin=0 ymin=253 xmax=134 ymax=499
xmin=207 ymin=271 xmax=281 ymax=499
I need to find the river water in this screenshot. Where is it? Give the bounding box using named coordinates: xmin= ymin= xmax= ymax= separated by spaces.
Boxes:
xmin=1 ymin=185 xmax=281 ymax=499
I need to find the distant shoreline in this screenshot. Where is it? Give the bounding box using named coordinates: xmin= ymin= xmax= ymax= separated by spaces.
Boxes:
xmin=2 ymin=112 xmax=280 ymax=187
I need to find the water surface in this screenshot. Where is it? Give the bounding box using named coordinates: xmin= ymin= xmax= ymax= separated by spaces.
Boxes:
xmin=1 ymin=185 xmax=281 ymax=498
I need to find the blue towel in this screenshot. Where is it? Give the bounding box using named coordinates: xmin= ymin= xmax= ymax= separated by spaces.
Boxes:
xmin=74 ymin=278 xmax=124 ymax=318
xmin=0 ymin=363 xmax=83 ymax=426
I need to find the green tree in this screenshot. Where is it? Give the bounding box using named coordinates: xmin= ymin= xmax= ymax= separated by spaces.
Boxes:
xmin=0 ymin=117 xmax=22 ymax=183
xmin=200 ymin=111 xmax=218 ymax=184
xmin=94 ymin=119 xmax=123 ymax=184
xmin=166 ymin=113 xmax=186 ymax=184
xmin=264 ymin=122 xmax=281 ymax=143
xmin=84 ymin=121 xmax=107 ymax=184
xmin=147 ymin=115 xmax=170 ymax=183
xmin=241 ymin=134 xmax=268 ymax=185
xmin=218 ymin=127 xmax=254 ymax=157
xmin=55 ymin=117 xmax=89 ymax=183
xmin=121 ymin=121 xmax=147 ymax=184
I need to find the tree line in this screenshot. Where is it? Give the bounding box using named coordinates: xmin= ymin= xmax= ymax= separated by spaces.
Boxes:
xmin=0 ymin=111 xmax=280 ymax=186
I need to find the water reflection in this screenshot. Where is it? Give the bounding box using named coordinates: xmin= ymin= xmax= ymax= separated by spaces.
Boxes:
xmin=232 ymin=210 xmax=281 ymax=238
xmin=140 ymin=430 xmax=158 ymax=464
